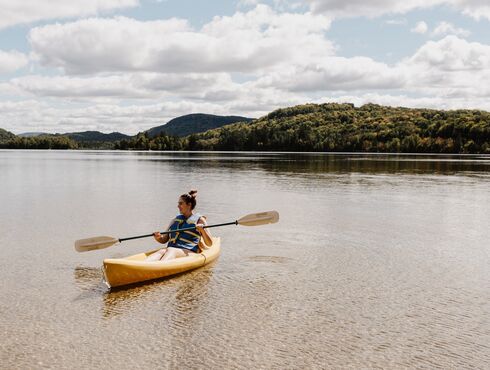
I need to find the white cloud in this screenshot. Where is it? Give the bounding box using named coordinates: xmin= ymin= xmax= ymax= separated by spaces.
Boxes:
xmin=409 ymin=20 xmax=470 ymax=38
xmin=305 ymin=0 xmax=490 ymax=20
xmin=0 ymin=0 xmax=138 ymax=29
xmin=431 ymin=21 xmax=471 ymax=37
xmin=255 ymin=56 xmax=404 ymax=92
xmin=28 ymin=6 xmax=333 ymax=74
xmin=305 ymin=0 xmax=446 ymax=17
xmin=237 ymin=0 xmax=261 ymax=7
xmin=9 ymin=73 xmax=233 ymax=100
xmin=10 ymin=75 xmax=143 ymax=99
xmin=0 ymin=50 xmax=29 ymax=73
xmin=254 ymin=35 xmax=490 ymax=101
xmin=396 ymin=36 xmax=490 ymax=104
xmin=407 ymin=35 xmax=490 ymax=72
xmin=411 ymin=21 xmax=428 ymax=34
xmin=455 ymin=0 xmax=490 ymax=20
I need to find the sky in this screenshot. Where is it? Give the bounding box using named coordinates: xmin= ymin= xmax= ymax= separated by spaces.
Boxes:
xmin=1 ymin=0 xmax=490 ymax=135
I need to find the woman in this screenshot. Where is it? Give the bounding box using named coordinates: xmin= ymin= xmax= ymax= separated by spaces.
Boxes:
xmin=146 ymin=190 xmax=213 ymax=261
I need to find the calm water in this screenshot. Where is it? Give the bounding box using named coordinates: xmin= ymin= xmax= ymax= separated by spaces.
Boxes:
xmin=1 ymin=150 xmax=489 ymax=369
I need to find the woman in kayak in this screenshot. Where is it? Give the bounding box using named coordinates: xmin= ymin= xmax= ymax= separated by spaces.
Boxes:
xmin=146 ymin=189 xmax=213 ymax=261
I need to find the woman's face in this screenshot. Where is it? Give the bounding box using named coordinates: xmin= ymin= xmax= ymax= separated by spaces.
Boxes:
xmin=178 ymin=197 xmax=192 ymax=214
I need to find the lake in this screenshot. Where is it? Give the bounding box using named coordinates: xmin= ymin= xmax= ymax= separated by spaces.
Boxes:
xmin=1 ymin=150 xmax=489 ymax=369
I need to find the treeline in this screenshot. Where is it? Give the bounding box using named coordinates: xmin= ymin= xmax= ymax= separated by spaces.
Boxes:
xmin=3 ymin=103 xmax=490 ymax=153
xmin=114 ymin=133 xmax=184 ymax=150
xmin=0 ymin=135 xmax=78 ymax=149
xmin=111 ymin=103 xmax=490 ymax=153
xmin=185 ymin=103 xmax=490 ymax=153
xmin=0 ymin=128 xmax=16 ymax=142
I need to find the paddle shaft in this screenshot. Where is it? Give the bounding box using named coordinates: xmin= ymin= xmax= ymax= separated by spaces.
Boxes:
xmin=118 ymin=221 xmax=238 ymax=243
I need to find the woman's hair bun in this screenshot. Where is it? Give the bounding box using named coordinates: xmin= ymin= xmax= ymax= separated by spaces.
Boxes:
xmin=180 ymin=190 xmax=198 ymax=210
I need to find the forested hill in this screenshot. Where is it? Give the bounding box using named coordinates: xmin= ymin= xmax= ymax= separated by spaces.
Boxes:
xmin=187 ymin=103 xmax=490 ymax=153
xmin=146 ymin=113 xmax=253 ymax=137
xmin=64 ymin=131 xmax=130 ymax=142
xmin=3 ymin=103 xmax=490 ymax=153
xmin=0 ymin=128 xmax=16 ymax=141
xmin=0 ymin=130 xmax=130 ymax=149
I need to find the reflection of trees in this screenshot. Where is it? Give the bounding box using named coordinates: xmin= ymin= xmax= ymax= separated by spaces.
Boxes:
xmin=256 ymin=154 xmax=490 ymax=176
xmin=137 ymin=151 xmax=490 ymax=177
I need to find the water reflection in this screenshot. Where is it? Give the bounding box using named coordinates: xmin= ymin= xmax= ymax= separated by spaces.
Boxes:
xmin=73 ymin=265 xmax=102 ymax=287
xmin=101 ymin=281 xmax=160 ymax=318
xmin=101 ymin=263 xmax=215 ymax=320
xmin=137 ymin=152 xmax=490 ymax=176
xmin=72 ymin=266 xmax=107 ymax=300
xmin=166 ymin=267 xmax=214 ymax=346
xmin=4 ymin=150 xmax=489 ymax=176
xmin=259 ymin=154 xmax=490 ymax=175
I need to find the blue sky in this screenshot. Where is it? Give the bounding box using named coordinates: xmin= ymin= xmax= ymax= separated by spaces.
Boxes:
xmin=0 ymin=0 xmax=489 ymax=134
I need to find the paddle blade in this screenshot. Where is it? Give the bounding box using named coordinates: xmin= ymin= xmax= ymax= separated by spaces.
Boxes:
xmin=237 ymin=211 xmax=279 ymax=226
xmin=75 ymin=236 xmax=119 ymax=252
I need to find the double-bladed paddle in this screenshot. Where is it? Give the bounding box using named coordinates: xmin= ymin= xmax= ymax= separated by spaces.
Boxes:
xmin=74 ymin=210 xmax=279 ymax=252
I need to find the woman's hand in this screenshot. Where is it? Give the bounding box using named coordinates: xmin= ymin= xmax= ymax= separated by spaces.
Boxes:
xmin=196 ymin=217 xmax=212 ymax=246
xmin=153 ymin=231 xmax=162 ymax=242
xmin=196 ymin=224 xmax=205 ymax=235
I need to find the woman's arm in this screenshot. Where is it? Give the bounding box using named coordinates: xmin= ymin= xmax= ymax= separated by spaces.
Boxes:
xmin=153 ymin=220 xmax=172 ymax=244
xmin=196 ymin=217 xmax=213 ymax=246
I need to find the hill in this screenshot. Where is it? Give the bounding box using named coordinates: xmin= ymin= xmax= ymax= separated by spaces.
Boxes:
xmin=0 ymin=128 xmax=16 ymax=142
xmin=186 ymin=103 xmax=490 ymax=153
xmin=18 ymin=132 xmax=49 ymax=137
xmin=146 ymin=113 xmax=253 ymax=137
xmin=63 ymin=131 xmax=131 ymax=142
xmin=17 ymin=130 xmax=130 ymax=142
xmin=0 ymin=129 xmax=128 ymax=149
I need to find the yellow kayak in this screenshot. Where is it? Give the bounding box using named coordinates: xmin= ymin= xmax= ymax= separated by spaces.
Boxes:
xmin=102 ymin=237 xmax=221 ymax=288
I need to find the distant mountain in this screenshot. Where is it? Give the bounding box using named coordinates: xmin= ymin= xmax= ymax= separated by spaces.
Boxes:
xmin=146 ymin=113 xmax=254 ymax=138
xmin=0 ymin=128 xmax=16 ymax=142
xmin=63 ymin=131 xmax=131 ymax=142
xmin=18 ymin=132 xmax=49 ymax=137
xmin=16 ymin=130 xmax=130 ymax=142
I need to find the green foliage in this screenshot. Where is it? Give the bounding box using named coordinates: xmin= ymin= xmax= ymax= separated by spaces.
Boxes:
xmin=0 ymin=135 xmax=78 ymax=149
xmin=114 ymin=132 xmax=183 ymax=151
xmin=0 ymin=129 xmax=127 ymax=149
xmin=186 ymin=103 xmax=490 ymax=153
xmin=0 ymin=128 xmax=16 ymax=142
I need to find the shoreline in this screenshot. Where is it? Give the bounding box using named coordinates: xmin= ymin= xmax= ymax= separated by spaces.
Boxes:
xmin=1 ymin=148 xmax=490 ymax=157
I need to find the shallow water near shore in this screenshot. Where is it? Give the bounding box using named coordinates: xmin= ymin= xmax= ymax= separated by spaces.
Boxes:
xmin=1 ymin=150 xmax=489 ymax=369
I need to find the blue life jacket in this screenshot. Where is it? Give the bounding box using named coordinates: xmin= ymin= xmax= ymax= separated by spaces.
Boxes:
xmin=167 ymin=213 xmax=201 ymax=253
